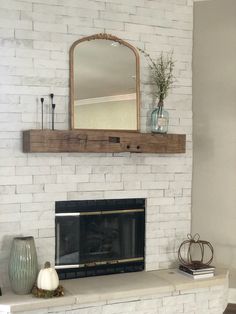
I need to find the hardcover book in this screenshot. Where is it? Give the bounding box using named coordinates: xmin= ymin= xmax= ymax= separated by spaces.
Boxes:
xmin=178 ymin=264 xmax=215 ymax=279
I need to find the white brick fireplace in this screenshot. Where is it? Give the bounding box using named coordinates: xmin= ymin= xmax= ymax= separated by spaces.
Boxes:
xmin=0 ymin=0 xmax=192 ymax=289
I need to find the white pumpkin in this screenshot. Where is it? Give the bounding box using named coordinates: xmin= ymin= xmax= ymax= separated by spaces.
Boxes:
xmin=37 ymin=261 xmax=59 ymax=291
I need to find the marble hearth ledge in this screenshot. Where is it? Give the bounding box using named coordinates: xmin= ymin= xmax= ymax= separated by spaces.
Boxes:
xmin=0 ymin=269 xmax=228 ymax=313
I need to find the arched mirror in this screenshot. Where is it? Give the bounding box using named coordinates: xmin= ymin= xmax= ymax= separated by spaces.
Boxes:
xmin=70 ymin=34 xmax=140 ymax=131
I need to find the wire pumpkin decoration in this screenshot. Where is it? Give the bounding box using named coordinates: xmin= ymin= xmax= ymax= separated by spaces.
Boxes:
xmin=178 ymin=234 xmax=214 ymax=267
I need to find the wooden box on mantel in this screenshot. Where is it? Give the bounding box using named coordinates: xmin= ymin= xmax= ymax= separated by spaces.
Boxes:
xmin=23 ymin=129 xmax=186 ymax=154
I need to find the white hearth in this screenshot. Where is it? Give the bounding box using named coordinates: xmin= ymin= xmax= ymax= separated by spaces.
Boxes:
xmin=0 ymin=269 xmax=228 ymax=314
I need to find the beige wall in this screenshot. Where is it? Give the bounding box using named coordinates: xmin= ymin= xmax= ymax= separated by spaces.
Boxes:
xmin=192 ymin=0 xmax=236 ymax=286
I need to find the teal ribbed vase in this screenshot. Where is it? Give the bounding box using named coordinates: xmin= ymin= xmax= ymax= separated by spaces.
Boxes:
xmin=8 ymin=236 xmax=38 ymax=294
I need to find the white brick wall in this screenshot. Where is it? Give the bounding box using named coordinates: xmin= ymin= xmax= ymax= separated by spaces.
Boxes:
xmin=0 ymin=0 xmax=193 ymax=287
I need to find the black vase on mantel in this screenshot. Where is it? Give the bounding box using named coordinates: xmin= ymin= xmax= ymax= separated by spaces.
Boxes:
xmin=8 ymin=236 xmax=38 ymax=294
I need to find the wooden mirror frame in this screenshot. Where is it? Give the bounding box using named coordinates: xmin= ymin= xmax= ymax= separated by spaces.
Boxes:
xmin=69 ymin=33 xmax=140 ymax=131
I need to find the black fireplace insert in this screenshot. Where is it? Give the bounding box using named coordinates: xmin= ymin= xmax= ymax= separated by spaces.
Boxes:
xmin=55 ymin=198 xmax=145 ymax=279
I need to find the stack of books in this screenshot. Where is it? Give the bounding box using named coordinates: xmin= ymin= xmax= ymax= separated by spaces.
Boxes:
xmin=179 ymin=264 xmax=215 ymax=279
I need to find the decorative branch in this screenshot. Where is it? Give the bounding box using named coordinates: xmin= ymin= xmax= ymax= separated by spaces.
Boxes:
xmin=40 ymin=98 xmax=44 ymax=130
xmin=52 ymin=103 xmax=56 ymax=131
xmin=50 ymin=94 xmax=55 ymax=130
xmin=50 ymin=93 xmax=54 ymax=105
xmin=138 ymin=48 xmax=175 ymax=104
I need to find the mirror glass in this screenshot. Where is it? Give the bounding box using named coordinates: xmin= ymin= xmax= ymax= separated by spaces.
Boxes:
xmin=70 ymin=35 xmax=139 ymax=130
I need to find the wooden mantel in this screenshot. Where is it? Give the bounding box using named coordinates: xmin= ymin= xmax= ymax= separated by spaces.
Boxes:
xmin=23 ymin=129 xmax=186 ymax=154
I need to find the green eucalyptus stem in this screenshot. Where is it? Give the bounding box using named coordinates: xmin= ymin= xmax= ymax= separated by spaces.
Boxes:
xmin=158 ymin=99 xmax=164 ymax=107
xmin=138 ymin=48 xmax=175 ymax=103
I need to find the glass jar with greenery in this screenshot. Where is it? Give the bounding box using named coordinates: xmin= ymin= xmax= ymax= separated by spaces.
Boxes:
xmin=139 ymin=49 xmax=175 ymax=133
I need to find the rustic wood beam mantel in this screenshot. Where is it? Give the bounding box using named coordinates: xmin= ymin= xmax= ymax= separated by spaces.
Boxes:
xmin=23 ymin=130 xmax=186 ymax=154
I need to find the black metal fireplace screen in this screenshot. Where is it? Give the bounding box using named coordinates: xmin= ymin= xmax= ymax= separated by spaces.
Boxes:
xmin=55 ymin=199 xmax=145 ymax=279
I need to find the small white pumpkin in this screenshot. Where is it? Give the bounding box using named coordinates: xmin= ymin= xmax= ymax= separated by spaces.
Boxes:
xmin=37 ymin=261 xmax=59 ymax=291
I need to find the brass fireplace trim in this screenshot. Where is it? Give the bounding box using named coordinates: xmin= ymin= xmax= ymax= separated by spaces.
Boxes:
xmin=55 ymin=257 xmax=144 ymax=269
xmin=55 ymin=208 xmax=144 ymax=217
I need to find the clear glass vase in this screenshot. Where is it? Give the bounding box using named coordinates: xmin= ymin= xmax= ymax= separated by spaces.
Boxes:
xmin=151 ymin=101 xmax=169 ymax=133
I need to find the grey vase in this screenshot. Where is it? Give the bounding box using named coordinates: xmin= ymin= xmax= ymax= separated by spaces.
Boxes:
xmin=8 ymin=236 xmax=38 ymax=294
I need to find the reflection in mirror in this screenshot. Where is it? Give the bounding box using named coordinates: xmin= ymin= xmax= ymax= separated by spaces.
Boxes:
xmin=70 ymin=34 xmax=140 ymax=130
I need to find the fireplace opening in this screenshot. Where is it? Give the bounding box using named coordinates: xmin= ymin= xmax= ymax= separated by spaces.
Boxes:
xmin=55 ymin=199 xmax=145 ymax=279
